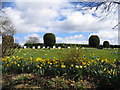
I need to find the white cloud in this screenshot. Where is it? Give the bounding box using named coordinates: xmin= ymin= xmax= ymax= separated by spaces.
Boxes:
xmin=24 ymin=33 xmax=40 ymax=41
xmin=3 ymin=2 xmax=118 ymax=33
xmin=2 ymin=2 xmax=118 ymax=44
xmin=56 ymin=34 xmax=87 ymax=44
xmin=2 ymin=7 xmax=47 ymax=33
xmin=49 ymin=8 xmax=118 ymax=33
xmin=15 ymin=0 xmax=67 ymax=2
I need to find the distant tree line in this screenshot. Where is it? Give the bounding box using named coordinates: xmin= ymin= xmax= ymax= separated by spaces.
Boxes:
xmin=23 ymin=33 xmax=120 ymax=49
xmin=24 ymin=43 xmax=120 ymax=49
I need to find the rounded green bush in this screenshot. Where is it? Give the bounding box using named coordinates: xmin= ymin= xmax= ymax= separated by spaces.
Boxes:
xmin=2 ymin=35 xmax=14 ymax=57
xmin=2 ymin=35 xmax=14 ymax=48
xmin=43 ymin=33 xmax=56 ymax=48
xmin=103 ymin=41 xmax=110 ymax=48
xmin=89 ymin=35 xmax=100 ymax=48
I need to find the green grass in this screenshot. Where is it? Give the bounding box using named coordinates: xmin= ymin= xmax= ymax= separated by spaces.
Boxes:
xmin=82 ymin=48 xmax=119 ymax=60
xmin=11 ymin=48 xmax=119 ymax=61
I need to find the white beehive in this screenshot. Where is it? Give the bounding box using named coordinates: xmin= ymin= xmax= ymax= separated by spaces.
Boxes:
xmin=68 ymin=46 xmax=70 ymax=48
xmin=53 ymin=46 xmax=56 ymax=48
xmin=38 ymin=46 xmax=40 ymax=49
xmin=58 ymin=47 xmax=61 ymax=49
xmin=24 ymin=46 xmax=26 ymax=49
xmin=33 ymin=46 xmax=35 ymax=49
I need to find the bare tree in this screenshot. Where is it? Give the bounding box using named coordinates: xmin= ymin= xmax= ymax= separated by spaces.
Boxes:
xmin=0 ymin=11 xmax=16 ymax=36
xmin=26 ymin=36 xmax=39 ymax=44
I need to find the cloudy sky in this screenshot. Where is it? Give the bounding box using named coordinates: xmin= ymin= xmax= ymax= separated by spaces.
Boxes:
xmin=1 ymin=0 xmax=119 ymax=45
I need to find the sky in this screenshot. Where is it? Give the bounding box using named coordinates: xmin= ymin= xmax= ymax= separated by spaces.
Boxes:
xmin=1 ymin=0 xmax=119 ymax=45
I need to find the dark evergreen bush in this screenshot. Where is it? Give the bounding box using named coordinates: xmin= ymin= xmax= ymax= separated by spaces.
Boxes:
xmin=89 ymin=35 xmax=100 ymax=48
xmin=103 ymin=41 xmax=110 ymax=48
xmin=43 ymin=33 xmax=56 ymax=48
xmin=2 ymin=35 xmax=14 ymax=57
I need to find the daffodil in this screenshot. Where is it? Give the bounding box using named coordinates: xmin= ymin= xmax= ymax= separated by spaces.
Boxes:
xmin=54 ymin=61 xmax=58 ymax=64
xmin=87 ymin=63 xmax=90 ymax=66
xmin=8 ymin=59 xmax=11 ymax=62
xmin=103 ymin=68 xmax=107 ymax=71
xmin=50 ymin=63 xmax=52 ymax=65
xmin=14 ymin=61 xmax=17 ymax=65
xmin=79 ymin=66 xmax=83 ymax=68
xmin=17 ymin=64 xmax=20 ymax=67
xmin=101 ymin=60 xmax=104 ymax=63
xmin=105 ymin=59 xmax=108 ymax=62
xmin=35 ymin=58 xmax=42 ymax=62
xmin=113 ymin=59 xmax=116 ymax=62
xmin=71 ymin=64 xmax=74 ymax=67
xmin=70 ymin=80 xmax=75 ymax=83
xmin=107 ymin=71 xmax=111 ymax=74
xmin=7 ymin=64 xmax=10 ymax=67
xmin=61 ymin=65 xmax=66 ymax=68
xmin=112 ymin=71 xmax=115 ymax=75
xmin=12 ymin=56 xmax=15 ymax=58
xmin=80 ymin=80 xmax=83 ymax=82
xmin=88 ymin=61 xmax=91 ymax=64
xmin=48 ymin=62 xmax=50 ymax=64
xmin=82 ymin=62 xmax=86 ymax=65
xmin=30 ymin=57 xmax=32 ymax=60
xmin=1 ymin=58 xmax=6 ymax=61
xmin=75 ymin=65 xmax=79 ymax=68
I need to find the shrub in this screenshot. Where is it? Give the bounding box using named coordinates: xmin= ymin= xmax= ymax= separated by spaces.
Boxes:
xmin=89 ymin=35 xmax=100 ymax=48
xmin=103 ymin=41 xmax=110 ymax=48
xmin=58 ymin=46 xmax=83 ymax=65
xmin=2 ymin=35 xmax=14 ymax=57
xmin=43 ymin=33 xmax=56 ymax=48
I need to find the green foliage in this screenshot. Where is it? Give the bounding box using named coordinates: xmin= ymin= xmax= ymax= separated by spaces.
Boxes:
xmin=43 ymin=33 xmax=56 ymax=48
xmin=89 ymin=35 xmax=100 ymax=48
xmin=2 ymin=35 xmax=14 ymax=57
xmin=103 ymin=41 xmax=110 ymax=48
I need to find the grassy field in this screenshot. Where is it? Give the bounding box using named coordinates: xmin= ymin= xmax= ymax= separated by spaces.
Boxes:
xmin=12 ymin=48 xmax=119 ymax=61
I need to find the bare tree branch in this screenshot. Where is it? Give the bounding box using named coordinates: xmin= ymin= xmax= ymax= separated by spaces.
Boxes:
xmin=73 ymin=2 xmax=119 ymax=29
xmin=0 ymin=10 xmax=16 ymax=36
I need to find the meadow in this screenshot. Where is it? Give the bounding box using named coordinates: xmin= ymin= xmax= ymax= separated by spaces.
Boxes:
xmin=1 ymin=47 xmax=120 ymax=89
xmin=11 ymin=47 xmax=119 ymax=61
